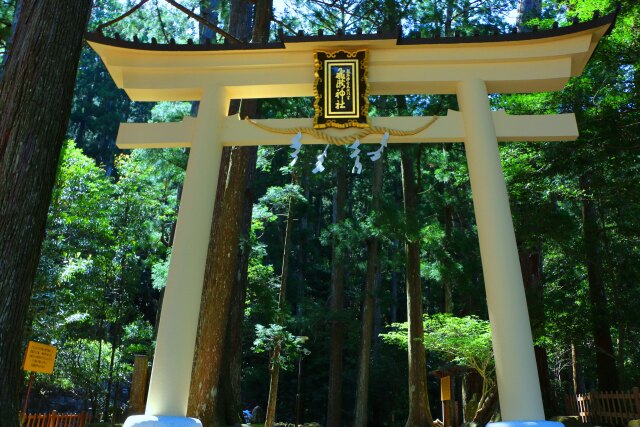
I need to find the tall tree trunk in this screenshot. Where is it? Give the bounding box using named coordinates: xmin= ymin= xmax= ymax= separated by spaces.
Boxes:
xmin=0 ymin=2 xmax=92 ymax=426
xmin=187 ymin=0 xmax=262 ymax=423
xmin=326 ymin=168 xmax=347 ymax=427
xmin=251 ymin=0 xmax=272 ymax=43
xmin=401 ymin=145 xmax=433 ymax=427
xmin=187 ymin=143 xmax=255 ymax=423
xmin=599 ymin=205 xmax=627 ymax=388
xmin=104 ymin=334 xmax=117 ymax=420
xmin=264 ymin=189 xmax=295 ymax=427
xmin=94 ymin=338 xmax=103 ymax=420
xmin=571 ymin=342 xmax=582 ymax=395
xmin=265 ymin=347 xmax=282 ymax=427
xmin=215 ymin=139 xmax=258 ymax=427
xmin=198 ymin=0 xmax=219 ymax=42
xmin=580 ymin=174 xmax=619 ymax=391
xmin=354 ymin=157 xmax=383 ymax=427
xmin=519 ymin=243 xmax=554 ymax=415
xmin=228 ymin=0 xmax=253 ymax=42
xmin=516 ymin=0 xmax=542 ymax=32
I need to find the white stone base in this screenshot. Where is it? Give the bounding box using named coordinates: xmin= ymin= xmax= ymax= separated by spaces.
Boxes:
xmin=124 ymin=415 xmax=202 ymax=427
xmin=489 ymin=421 xmax=564 ymax=427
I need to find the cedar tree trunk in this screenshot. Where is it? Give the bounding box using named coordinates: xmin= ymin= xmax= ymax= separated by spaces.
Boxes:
xmin=187 ymin=0 xmax=261 ymax=422
xmin=326 ymin=167 xmax=347 ymax=427
xmin=264 ymin=189 xmax=295 ymax=427
xmin=580 ymin=174 xmax=619 ymax=390
xmin=0 ymin=2 xmax=92 ymax=425
xmin=187 ymin=144 xmax=253 ymax=424
xmin=400 ymin=145 xmax=433 ymax=427
xmin=353 ymin=156 xmax=383 ymax=427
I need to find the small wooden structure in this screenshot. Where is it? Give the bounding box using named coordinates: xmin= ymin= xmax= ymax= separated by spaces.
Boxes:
xmin=432 ymin=366 xmax=469 ymax=427
xmin=565 ymin=388 xmax=640 ymax=426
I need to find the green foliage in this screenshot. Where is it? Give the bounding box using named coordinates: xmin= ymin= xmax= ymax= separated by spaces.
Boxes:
xmin=0 ymin=0 xmax=15 ymax=57
xmin=259 ymin=184 xmax=308 ymax=214
xmin=31 ymin=140 xmax=181 ymax=416
xmin=252 ymin=324 xmax=310 ymax=370
xmin=382 ymin=314 xmax=494 ymax=385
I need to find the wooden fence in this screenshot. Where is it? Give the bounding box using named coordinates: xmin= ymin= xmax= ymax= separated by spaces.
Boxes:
xmin=20 ymin=411 xmax=91 ymax=427
xmin=565 ymin=388 xmax=640 ymax=426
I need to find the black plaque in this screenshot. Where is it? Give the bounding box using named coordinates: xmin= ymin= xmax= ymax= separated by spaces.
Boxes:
xmin=314 ymin=49 xmax=369 ymax=129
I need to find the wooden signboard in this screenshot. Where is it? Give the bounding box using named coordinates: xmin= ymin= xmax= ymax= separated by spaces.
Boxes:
xmin=440 ymin=375 xmax=451 ymax=401
xmin=23 ymin=341 xmax=57 ymax=374
xmin=313 ymin=49 xmax=369 ymax=129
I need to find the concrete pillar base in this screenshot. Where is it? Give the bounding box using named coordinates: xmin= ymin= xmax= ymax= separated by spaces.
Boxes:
xmin=489 ymin=421 xmax=563 ymax=427
xmin=124 ymin=416 xmax=202 ymax=427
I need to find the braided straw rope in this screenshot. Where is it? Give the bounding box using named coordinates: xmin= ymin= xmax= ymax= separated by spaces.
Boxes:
xmin=244 ymin=116 xmax=439 ymax=146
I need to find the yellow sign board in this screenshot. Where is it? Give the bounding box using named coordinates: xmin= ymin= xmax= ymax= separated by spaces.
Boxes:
xmin=440 ymin=375 xmax=451 ymax=401
xmin=23 ymin=341 xmax=57 ymax=374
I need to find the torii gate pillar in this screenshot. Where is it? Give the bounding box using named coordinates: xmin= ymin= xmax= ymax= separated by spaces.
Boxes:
xmin=143 ymin=87 xmax=227 ymax=421
xmin=458 ymin=78 xmax=544 ymax=420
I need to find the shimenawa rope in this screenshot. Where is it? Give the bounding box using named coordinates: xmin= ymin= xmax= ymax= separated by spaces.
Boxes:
xmin=243 ymin=116 xmax=439 ymax=146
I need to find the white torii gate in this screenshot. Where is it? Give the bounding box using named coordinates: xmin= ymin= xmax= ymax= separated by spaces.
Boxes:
xmin=87 ymin=12 xmax=616 ymax=427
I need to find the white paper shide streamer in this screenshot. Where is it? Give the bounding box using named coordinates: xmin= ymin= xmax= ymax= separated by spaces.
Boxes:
xmin=348 ymin=139 xmax=362 ymax=174
xmin=312 ymin=145 xmax=329 ymax=174
xmin=289 ymin=132 xmax=389 ymax=174
xmin=289 ymin=132 xmax=302 ymax=166
xmin=367 ymin=132 xmax=389 ymax=162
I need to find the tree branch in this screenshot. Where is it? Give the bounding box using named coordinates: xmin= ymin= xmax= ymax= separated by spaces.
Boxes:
xmin=96 ymin=0 xmax=150 ymax=34
xmin=163 ymin=0 xmax=242 ymax=44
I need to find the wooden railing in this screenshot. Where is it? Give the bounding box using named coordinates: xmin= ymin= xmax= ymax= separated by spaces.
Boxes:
xmin=565 ymin=388 xmax=640 ymax=426
xmin=20 ymin=411 xmax=91 ymax=427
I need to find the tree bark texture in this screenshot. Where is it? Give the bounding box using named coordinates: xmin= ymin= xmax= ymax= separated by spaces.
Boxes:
xmin=0 ymin=2 xmax=92 ymax=425
xmin=251 ymin=0 xmax=272 ymax=43
xmin=400 ymin=146 xmax=433 ymax=427
xmin=353 ymin=157 xmax=383 ymax=427
xmin=326 ymin=167 xmax=347 ymax=427
xmin=186 ymin=145 xmax=253 ymax=424
xmin=580 ymin=174 xmax=619 ymax=391
xmin=187 ymin=0 xmax=259 ymax=422
xmin=198 ymin=0 xmax=219 ymax=42
xmin=228 ymin=0 xmax=253 ymax=42
xmin=265 ymin=347 xmax=282 ymax=427
xmin=216 ymin=140 xmax=258 ymax=427
xmin=571 ymin=342 xmax=585 ymax=395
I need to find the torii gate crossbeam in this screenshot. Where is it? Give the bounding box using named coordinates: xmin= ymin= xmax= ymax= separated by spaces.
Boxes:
xmin=86 ymin=12 xmax=617 ymax=427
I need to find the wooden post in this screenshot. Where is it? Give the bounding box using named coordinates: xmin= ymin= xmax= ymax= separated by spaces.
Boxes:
xmin=47 ymin=410 xmax=57 ymax=427
xmin=441 ymin=376 xmax=452 ymax=427
xmin=22 ymin=371 xmax=35 ymax=424
xmin=633 ymin=387 xmax=640 ymax=418
xmin=129 ymin=355 xmax=149 ymax=415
